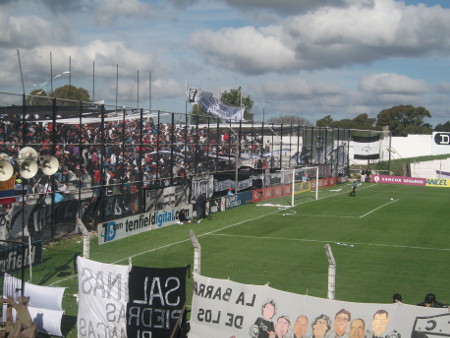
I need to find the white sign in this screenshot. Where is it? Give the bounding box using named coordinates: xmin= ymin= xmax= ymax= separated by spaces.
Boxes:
xmin=98 ymin=213 xmax=152 ymax=245
xmin=98 ymin=206 xmax=194 ymax=244
xmin=195 ymin=91 xmax=245 ymax=122
xmin=190 ymin=273 xmax=449 ymax=338
xmin=3 ymin=274 xmax=65 ymax=336
xmin=77 ymin=257 xmax=129 ymax=338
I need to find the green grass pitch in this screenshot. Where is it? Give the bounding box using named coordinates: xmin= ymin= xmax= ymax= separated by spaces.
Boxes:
xmin=28 ymin=182 xmax=450 ymax=336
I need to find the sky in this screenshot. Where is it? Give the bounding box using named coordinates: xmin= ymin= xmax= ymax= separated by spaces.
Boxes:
xmin=1 ymin=0 xmax=450 ymax=127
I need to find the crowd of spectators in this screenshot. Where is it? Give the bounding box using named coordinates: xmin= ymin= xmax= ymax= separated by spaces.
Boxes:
xmin=0 ymin=114 xmax=278 ymax=199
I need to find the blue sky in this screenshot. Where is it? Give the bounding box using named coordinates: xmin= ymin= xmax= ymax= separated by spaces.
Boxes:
xmin=1 ymin=0 xmax=450 ymax=127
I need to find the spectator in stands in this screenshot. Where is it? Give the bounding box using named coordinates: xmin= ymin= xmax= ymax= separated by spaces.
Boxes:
xmin=195 ymin=193 xmax=207 ymax=223
xmin=417 ymin=293 xmax=446 ymax=308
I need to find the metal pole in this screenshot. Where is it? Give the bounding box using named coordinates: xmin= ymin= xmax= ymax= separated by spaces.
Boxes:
xmin=189 ymin=230 xmax=201 ymax=274
xmin=291 ymin=168 xmax=295 ymax=207
xmin=324 ymin=244 xmax=336 ymax=300
xmin=316 ymin=167 xmax=319 ymax=200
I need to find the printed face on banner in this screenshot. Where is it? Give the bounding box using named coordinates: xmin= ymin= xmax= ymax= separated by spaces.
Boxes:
xmin=294 ymin=315 xmax=309 ymax=338
xmin=190 ymin=273 xmax=450 ymax=338
xmin=312 ymin=315 xmax=331 ymax=338
xmin=371 ymin=310 xmax=389 ymax=336
xmin=275 ymin=316 xmax=291 ymax=337
xmin=350 ymin=319 xmax=365 ymax=338
xmin=334 ymin=310 xmax=350 ymax=336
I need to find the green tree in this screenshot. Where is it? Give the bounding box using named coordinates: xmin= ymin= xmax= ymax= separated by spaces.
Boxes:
xmin=316 ymin=114 xmax=334 ymax=128
xmin=316 ymin=113 xmax=376 ymax=129
xmin=267 ymin=115 xmax=311 ymax=126
xmin=26 ymin=89 xmax=51 ymax=105
xmin=190 ymin=103 xmax=209 ymax=124
xmin=53 ymin=85 xmax=90 ymax=102
xmin=434 ymin=121 xmax=450 ymax=131
xmin=376 ymin=105 xmax=432 ymax=136
xmin=26 ymin=85 xmax=90 ymax=106
xmin=221 ymin=87 xmax=254 ymax=122
xmin=352 ymin=113 xmax=376 ymax=129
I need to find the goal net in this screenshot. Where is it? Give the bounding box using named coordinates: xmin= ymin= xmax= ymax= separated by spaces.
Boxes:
xmin=257 ymin=166 xmax=319 ymax=208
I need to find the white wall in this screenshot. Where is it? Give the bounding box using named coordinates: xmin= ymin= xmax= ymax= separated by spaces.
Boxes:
xmin=350 ymin=133 xmax=450 ymax=165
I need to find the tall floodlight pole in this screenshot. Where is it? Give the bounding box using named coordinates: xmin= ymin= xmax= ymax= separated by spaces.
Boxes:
xmin=115 ymin=64 xmax=119 ymax=110
xmin=137 ymin=70 xmax=140 ymax=108
xmin=50 ymin=52 xmax=53 ymax=94
xmin=149 ymin=72 xmax=152 ymax=113
xmin=92 ymin=60 xmax=95 ymax=102
xmin=17 ymin=50 xmax=26 ymax=95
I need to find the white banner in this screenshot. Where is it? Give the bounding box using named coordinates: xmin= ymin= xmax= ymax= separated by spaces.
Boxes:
xmin=194 ymin=91 xmax=245 ymax=122
xmin=3 ymin=274 xmax=65 ymax=336
xmin=190 ymin=273 xmax=449 ymax=338
xmin=432 ymin=132 xmax=450 ymax=155
xmin=77 ymin=257 xmax=129 ymax=338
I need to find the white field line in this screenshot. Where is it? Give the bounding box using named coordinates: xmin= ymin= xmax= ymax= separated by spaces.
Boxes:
xmin=49 ymin=184 xmax=378 ymax=286
xmin=359 ymin=198 xmax=398 ymax=218
xmin=209 ymin=233 xmax=450 ymax=252
xmin=298 ymin=197 xmax=399 ymax=219
xmin=49 ymin=205 xmax=283 ymax=286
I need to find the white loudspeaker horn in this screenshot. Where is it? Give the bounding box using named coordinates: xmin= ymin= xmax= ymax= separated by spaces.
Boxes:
xmin=0 ymin=153 xmax=10 ymax=161
xmin=19 ymin=147 xmax=38 ymax=162
xmin=41 ymin=156 xmax=59 ymax=176
xmin=0 ymin=160 xmax=13 ymax=182
xmin=20 ymin=160 xmax=38 ymax=179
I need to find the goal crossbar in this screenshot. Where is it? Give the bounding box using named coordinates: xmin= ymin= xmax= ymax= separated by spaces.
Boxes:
xmin=256 ymin=166 xmax=319 ymax=208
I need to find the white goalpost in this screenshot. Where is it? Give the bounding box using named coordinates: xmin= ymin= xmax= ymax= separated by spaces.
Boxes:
xmin=257 ymin=166 xmax=319 ymax=208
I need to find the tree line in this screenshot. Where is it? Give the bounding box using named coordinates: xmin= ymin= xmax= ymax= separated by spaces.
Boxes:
xmin=270 ymin=105 xmax=450 ymax=136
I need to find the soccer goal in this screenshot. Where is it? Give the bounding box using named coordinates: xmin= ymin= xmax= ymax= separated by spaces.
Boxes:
xmin=257 ymin=166 xmax=319 ymax=208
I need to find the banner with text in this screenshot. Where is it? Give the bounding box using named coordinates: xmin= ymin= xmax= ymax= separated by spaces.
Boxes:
xmin=98 ymin=213 xmax=152 ymax=244
xmin=190 ymin=273 xmax=449 ymax=338
xmin=371 ymin=174 xmax=425 ymax=186
xmin=425 ymin=178 xmax=450 ymax=188
xmin=98 ymin=205 xmax=193 ymax=244
xmin=127 ymin=265 xmax=189 ymax=337
xmin=77 ymin=257 xmax=129 ymax=338
xmin=194 ymin=91 xmax=245 ymax=122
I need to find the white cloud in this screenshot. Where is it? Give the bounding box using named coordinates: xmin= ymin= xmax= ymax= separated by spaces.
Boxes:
xmin=438 ymin=82 xmax=450 ymax=93
xmin=260 ymin=79 xmax=342 ymax=100
xmin=0 ymin=13 xmax=71 ymax=48
xmin=93 ymin=0 xmax=165 ymax=27
xmin=190 ymin=26 xmax=298 ymax=74
xmin=358 ymin=73 xmax=430 ymax=94
xmin=190 ymin=0 xmax=450 ymax=73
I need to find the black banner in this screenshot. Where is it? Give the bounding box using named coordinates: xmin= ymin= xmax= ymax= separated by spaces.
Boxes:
xmin=127 ymin=265 xmax=189 ymax=338
xmin=352 ymin=135 xmax=381 ymax=143
xmin=0 ymin=240 xmax=43 ymax=273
